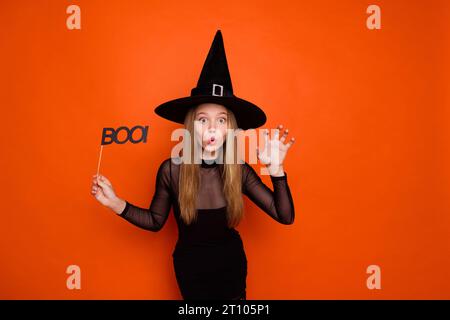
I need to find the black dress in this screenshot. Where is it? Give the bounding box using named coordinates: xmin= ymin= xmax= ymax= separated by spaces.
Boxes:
xmin=118 ymin=157 xmax=295 ymax=300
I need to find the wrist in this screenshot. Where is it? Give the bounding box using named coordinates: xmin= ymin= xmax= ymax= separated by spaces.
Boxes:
xmin=268 ymin=164 xmax=284 ymax=177
xmin=109 ymin=197 xmax=126 ymax=215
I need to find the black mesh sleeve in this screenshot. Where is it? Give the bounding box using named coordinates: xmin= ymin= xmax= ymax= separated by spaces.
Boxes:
xmin=118 ymin=159 xmax=172 ymax=232
xmin=242 ymin=163 xmax=295 ymax=225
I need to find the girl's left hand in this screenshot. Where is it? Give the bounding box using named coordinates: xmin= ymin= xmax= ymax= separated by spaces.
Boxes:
xmin=256 ymin=124 xmax=295 ymax=171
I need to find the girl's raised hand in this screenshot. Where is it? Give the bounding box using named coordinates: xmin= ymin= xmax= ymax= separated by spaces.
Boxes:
xmin=256 ymin=124 xmax=295 ymax=168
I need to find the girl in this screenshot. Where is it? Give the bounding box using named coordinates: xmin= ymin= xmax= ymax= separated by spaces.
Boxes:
xmin=91 ymin=30 xmax=296 ymax=300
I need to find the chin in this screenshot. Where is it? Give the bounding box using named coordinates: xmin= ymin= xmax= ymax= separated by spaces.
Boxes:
xmin=204 ymin=144 xmax=222 ymax=152
xmin=204 ymin=146 xmax=217 ymax=152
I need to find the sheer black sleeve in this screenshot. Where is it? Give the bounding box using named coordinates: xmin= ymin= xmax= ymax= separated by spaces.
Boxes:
xmin=118 ymin=158 xmax=172 ymax=232
xmin=242 ymin=162 xmax=295 ymax=225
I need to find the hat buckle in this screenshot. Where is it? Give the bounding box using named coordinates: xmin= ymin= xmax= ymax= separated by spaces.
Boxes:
xmin=212 ymin=83 xmax=223 ymax=96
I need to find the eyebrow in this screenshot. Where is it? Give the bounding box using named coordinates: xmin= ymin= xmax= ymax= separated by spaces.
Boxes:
xmin=196 ymin=112 xmax=228 ymax=116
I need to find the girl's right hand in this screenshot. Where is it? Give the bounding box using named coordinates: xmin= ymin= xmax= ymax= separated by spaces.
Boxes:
xmin=91 ymin=174 xmax=118 ymax=208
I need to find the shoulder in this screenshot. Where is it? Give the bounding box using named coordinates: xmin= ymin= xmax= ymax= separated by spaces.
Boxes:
xmin=156 ymin=157 xmax=180 ymax=187
xmin=241 ymin=160 xmax=256 ymax=170
xmin=157 ymin=157 xmax=174 ymax=177
xmin=158 ymin=156 xmax=183 ymax=176
xmin=160 ymin=156 xmax=181 ymax=169
xmin=241 ymin=161 xmax=251 ymax=171
xmin=241 ymin=161 xmax=258 ymax=180
xmin=158 ymin=158 xmax=170 ymax=172
xmin=160 ymin=157 xmax=172 ymax=168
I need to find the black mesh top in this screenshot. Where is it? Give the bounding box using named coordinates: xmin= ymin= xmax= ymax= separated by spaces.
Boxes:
xmin=118 ymin=157 xmax=295 ymax=243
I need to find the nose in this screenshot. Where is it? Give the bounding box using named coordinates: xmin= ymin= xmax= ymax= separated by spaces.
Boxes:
xmin=208 ymin=122 xmax=216 ymax=131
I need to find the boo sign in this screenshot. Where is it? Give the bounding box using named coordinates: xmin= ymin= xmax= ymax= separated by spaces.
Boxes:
xmin=101 ymin=125 xmax=149 ymax=145
xmin=96 ymin=125 xmax=149 ymax=177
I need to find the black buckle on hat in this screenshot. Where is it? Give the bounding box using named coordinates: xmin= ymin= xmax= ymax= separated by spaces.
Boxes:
xmin=212 ymin=84 xmax=224 ymax=96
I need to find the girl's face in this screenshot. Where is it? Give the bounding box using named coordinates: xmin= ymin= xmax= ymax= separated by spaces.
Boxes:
xmin=194 ymin=103 xmax=228 ymax=155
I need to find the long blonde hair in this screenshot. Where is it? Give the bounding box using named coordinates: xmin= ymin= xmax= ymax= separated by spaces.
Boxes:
xmin=178 ymin=106 xmax=244 ymax=228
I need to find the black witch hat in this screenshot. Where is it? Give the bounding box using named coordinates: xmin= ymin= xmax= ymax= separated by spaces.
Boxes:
xmin=154 ymin=30 xmax=267 ymax=130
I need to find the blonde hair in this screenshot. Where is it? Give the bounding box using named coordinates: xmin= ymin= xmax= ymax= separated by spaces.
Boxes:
xmin=178 ymin=106 xmax=244 ymax=228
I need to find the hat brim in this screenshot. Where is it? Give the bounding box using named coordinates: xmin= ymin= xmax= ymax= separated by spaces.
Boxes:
xmin=154 ymin=95 xmax=267 ymax=130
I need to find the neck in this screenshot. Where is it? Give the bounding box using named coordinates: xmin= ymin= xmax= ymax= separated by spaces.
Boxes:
xmin=200 ymin=152 xmax=220 ymax=168
xmin=201 ymin=151 xmax=219 ymax=160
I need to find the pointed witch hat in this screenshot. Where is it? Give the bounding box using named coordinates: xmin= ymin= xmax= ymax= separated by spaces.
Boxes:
xmin=154 ymin=30 xmax=267 ymax=130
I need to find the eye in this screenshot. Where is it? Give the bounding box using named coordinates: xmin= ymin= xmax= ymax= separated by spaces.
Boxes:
xmin=198 ymin=117 xmax=208 ymax=124
xmin=218 ymin=118 xmax=227 ymax=124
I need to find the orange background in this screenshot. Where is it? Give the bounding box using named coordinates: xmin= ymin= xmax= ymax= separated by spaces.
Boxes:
xmin=0 ymin=0 xmax=449 ymax=299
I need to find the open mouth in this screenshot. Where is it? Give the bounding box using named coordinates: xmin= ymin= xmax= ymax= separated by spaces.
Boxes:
xmin=207 ymin=136 xmax=216 ymax=145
